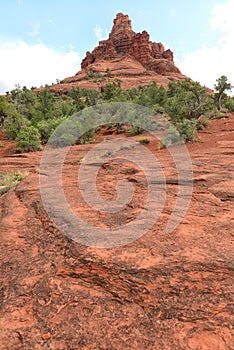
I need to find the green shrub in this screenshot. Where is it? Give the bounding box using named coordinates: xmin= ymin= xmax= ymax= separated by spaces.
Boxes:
xmin=78 ymin=128 xmax=96 ymax=144
xmin=119 ymin=144 xmax=134 ymax=150
xmin=197 ymin=115 xmax=210 ymax=130
xmin=50 ymin=133 xmax=76 ymax=147
xmin=128 ymin=125 xmax=144 ymax=135
xmin=70 ymin=155 xmax=85 ymax=165
xmin=174 ymin=118 xmax=197 ymax=142
xmin=165 ymin=79 xmax=213 ymax=120
xmin=162 ymin=125 xmax=181 ymax=147
xmin=4 ymin=110 xmax=30 ymax=139
xmin=138 ymin=137 xmax=150 ymax=145
xmin=157 ymin=141 xmax=165 ymax=150
xmin=209 ymin=110 xmax=228 ymax=119
xmin=214 ymin=75 xmax=232 ymax=110
xmin=0 ymin=141 xmax=4 ymax=148
xmin=105 ymin=68 xmax=112 ymax=77
xmin=162 ymin=118 xmax=197 ymax=147
xmin=15 ymin=125 xmax=41 ymax=152
xmin=37 ymin=117 xmax=66 ymax=143
xmin=0 ymin=170 xmax=28 ymax=195
xmin=223 ymin=97 xmax=234 ymax=112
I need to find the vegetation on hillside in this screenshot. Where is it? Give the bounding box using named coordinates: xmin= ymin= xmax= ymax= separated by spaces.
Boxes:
xmin=0 ymin=170 xmax=28 ymax=195
xmin=0 ymin=76 xmax=233 ymax=152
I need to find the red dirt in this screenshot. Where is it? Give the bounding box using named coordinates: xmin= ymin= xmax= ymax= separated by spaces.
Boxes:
xmin=0 ymin=115 xmax=233 ymax=349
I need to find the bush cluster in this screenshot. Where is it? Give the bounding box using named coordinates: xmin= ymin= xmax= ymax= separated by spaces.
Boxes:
xmin=0 ymin=76 xmax=233 ymax=152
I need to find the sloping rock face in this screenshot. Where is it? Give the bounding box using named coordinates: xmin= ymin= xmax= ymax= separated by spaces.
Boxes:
xmin=47 ymin=13 xmax=185 ymax=94
xmin=0 ymin=115 xmax=234 ymax=349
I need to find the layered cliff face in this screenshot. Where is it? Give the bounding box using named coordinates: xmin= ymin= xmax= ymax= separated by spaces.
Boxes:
xmin=47 ymin=13 xmax=186 ymax=94
xmin=81 ymin=13 xmax=180 ymax=75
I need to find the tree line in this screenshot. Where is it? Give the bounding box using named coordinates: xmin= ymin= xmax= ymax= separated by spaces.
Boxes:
xmin=0 ymin=75 xmax=233 ymax=152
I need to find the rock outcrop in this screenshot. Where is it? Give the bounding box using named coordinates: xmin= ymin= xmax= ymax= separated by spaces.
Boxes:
xmin=46 ymin=13 xmax=186 ymax=94
xmin=81 ymin=13 xmax=180 ymax=75
xmin=0 ymin=115 xmax=234 ymax=349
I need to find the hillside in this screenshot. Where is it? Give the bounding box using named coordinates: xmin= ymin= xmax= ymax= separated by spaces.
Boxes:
xmin=0 ymin=114 xmax=233 ymax=349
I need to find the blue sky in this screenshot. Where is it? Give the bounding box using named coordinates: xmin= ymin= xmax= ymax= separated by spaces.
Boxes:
xmin=0 ymin=0 xmax=233 ymax=93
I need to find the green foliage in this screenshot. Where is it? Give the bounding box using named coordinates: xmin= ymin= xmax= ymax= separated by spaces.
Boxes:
xmin=102 ymin=81 xmax=123 ymax=101
xmin=47 ymin=110 xmax=96 ymax=147
xmin=48 ymin=120 xmax=77 ymax=147
xmin=138 ymin=137 xmax=150 ymax=145
xmin=197 ymin=115 xmax=210 ymax=130
xmin=69 ymin=87 xmax=86 ymax=110
xmin=134 ymin=83 xmax=167 ymax=109
xmin=119 ymin=144 xmax=134 ymax=151
xmin=162 ymin=118 xmax=197 ymax=146
xmin=223 ymin=95 xmax=234 ymax=112
xmin=128 ymin=125 xmax=144 ymax=135
xmin=0 ymin=170 xmax=28 ymax=195
xmin=162 ymin=125 xmax=181 ymax=147
xmin=4 ymin=107 xmax=30 ymax=139
xmin=1 ymin=75 xmax=232 ymax=152
xmin=174 ymin=118 xmax=197 ymax=141
xmin=51 ymin=133 xmax=76 ymax=147
xmin=84 ymin=88 xmax=99 ymax=106
xmin=17 ymin=87 xmax=38 ymax=119
xmin=9 ymin=86 xmax=38 ymax=120
xmin=0 ymin=95 xmax=10 ymax=124
xmin=165 ymin=79 xmax=213 ymax=120
xmin=15 ymin=125 xmax=41 ymax=152
xmin=78 ymin=129 xmax=96 ymax=144
xmin=53 ymin=97 xmax=76 ymax=118
xmin=105 ymin=68 xmax=112 ymax=77
xmin=157 ymin=141 xmax=165 ymax=151
xmin=36 ymin=88 xmax=56 ymax=119
xmin=214 ymin=75 xmax=232 ymax=110
xmin=85 ymin=72 xmax=104 ymax=80
xmin=70 ymin=155 xmax=85 ymax=164
xmin=37 ymin=117 xmax=66 ymax=143
xmin=208 ymin=110 xmax=228 ymax=119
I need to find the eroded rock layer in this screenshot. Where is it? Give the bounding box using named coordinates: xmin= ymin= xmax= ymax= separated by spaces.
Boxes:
xmin=47 ymin=13 xmax=186 ymax=94
xmin=0 ymin=115 xmax=234 ymax=349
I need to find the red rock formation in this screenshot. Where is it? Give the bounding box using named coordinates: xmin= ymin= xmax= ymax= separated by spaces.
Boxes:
xmin=81 ymin=13 xmax=180 ymax=75
xmin=37 ymin=13 xmax=186 ymax=94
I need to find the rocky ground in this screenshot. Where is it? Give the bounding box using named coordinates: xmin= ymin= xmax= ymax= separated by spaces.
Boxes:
xmin=0 ymin=115 xmax=233 ymax=349
xmin=46 ymin=55 xmax=184 ymax=95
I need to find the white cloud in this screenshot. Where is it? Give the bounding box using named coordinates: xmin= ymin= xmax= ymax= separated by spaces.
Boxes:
xmin=210 ymin=0 xmax=234 ymax=34
xmin=27 ymin=23 xmax=40 ymax=37
xmin=94 ymin=25 xmax=108 ymax=41
xmin=177 ymin=0 xmax=234 ymax=91
xmin=0 ymin=40 xmax=81 ymax=93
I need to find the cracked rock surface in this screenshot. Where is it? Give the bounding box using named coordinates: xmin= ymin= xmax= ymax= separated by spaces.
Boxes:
xmin=0 ymin=115 xmax=233 ymax=349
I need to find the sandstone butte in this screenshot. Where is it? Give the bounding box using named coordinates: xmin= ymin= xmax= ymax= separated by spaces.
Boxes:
xmin=45 ymin=13 xmax=187 ymax=94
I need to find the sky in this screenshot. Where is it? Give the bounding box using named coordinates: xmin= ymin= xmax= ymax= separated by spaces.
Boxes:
xmin=0 ymin=0 xmax=233 ymax=94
